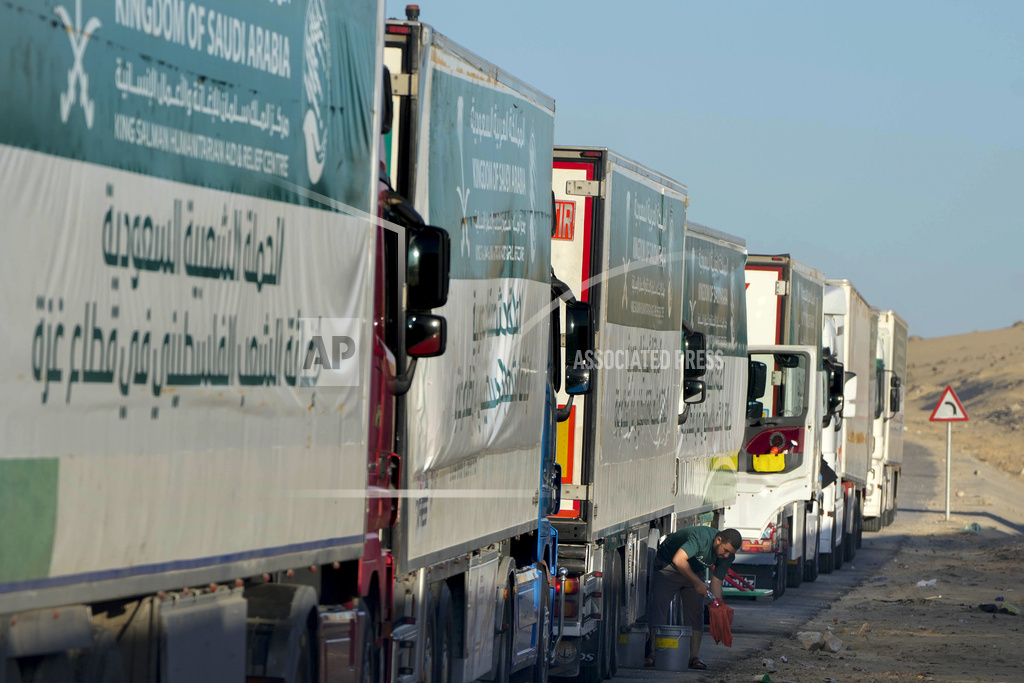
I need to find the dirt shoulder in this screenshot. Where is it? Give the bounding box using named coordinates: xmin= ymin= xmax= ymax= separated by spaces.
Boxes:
xmin=699 ymin=434 xmax=1024 ymax=683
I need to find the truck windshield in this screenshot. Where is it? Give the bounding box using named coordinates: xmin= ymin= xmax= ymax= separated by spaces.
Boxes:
xmin=749 ymin=353 xmax=808 ymax=419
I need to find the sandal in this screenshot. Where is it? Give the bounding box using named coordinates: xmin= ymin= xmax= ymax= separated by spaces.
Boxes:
xmin=688 ymin=656 xmax=707 ymax=670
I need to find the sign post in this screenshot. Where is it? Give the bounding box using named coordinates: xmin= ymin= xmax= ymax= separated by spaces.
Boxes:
xmin=929 ymin=385 xmax=969 ymax=520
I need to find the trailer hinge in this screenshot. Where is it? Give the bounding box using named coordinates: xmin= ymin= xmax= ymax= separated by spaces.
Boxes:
xmin=775 ymin=280 xmax=789 ymax=296
xmin=561 ymin=484 xmax=592 ymax=500
xmin=391 ymin=72 xmax=417 ymax=97
xmin=565 ymin=179 xmax=602 ymax=198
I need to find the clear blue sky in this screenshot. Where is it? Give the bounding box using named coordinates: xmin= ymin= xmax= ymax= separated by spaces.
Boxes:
xmin=386 ymin=1 xmax=1024 ymax=338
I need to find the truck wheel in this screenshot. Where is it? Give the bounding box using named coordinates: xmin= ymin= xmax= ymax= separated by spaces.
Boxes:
xmin=785 ymin=556 xmax=803 ymax=588
xmin=72 ymin=625 xmax=126 ymax=683
xmin=435 ymin=584 xmax=456 ymax=683
xmin=18 ymin=654 xmax=74 ymax=683
xmin=803 ymin=523 xmax=820 ymax=583
xmin=855 ymin=496 xmax=864 ymax=549
xmin=844 ymin=495 xmax=859 ymax=561
xmin=603 ymin=551 xmax=622 ymax=679
xmin=773 ymin=551 xmax=786 ymax=600
xmin=360 ymin=598 xmax=382 ymax=683
xmin=496 ymin=579 xmax=514 ymax=683
xmin=820 ymin=518 xmax=836 ymax=575
xmin=863 ymin=516 xmax=882 ymax=532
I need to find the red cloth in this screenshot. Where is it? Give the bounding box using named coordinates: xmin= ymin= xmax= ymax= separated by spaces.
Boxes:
xmin=708 ymin=603 xmax=734 ymax=647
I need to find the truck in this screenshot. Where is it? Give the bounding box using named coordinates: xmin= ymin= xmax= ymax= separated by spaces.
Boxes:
xmin=819 ymin=279 xmax=875 ymax=571
xmin=549 ymin=146 xmax=705 ymax=681
xmin=863 ymin=309 xmax=908 ymax=531
xmin=383 ymin=9 xmax=591 ymax=683
xmin=0 ymin=1 xmax=433 ymax=681
xmin=674 ymin=222 xmax=747 ymax=528
xmin=723 ymin=255 xmax=843 ymax=599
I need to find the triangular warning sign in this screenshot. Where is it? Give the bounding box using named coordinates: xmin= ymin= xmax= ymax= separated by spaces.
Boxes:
xmin=929 ymin=385 xmax=968 ymax=422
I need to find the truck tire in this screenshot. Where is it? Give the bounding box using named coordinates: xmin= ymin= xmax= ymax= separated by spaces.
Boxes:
xmin=435 ymin=584 xmax=456 ymax=683
xmin=844 ymin=495 xmax=859 ymax=561
xmin=496 ymin=578 xmax=514 ymax=683
xmin=820 ymin=519 xmax=836 ymax=575
xmin=803 ymin=522 xmax=820 ymax=583
xmin=18 ymin=654 xmax=74 ymax=683
xmin=360 ymin=598 xmax=382 ymax=683
xmin=773 ymin=551 xmax=787 ymax=600
xmin=422 ymin=587 xmax=439 ymax=683
xmin=72 ymin=625 xmax=126 ymax=683
xmin=786 ymin=556 xmax=803 ymax=588
xmin=863 ymin=516 xmax=882 ymax=532
xmin=602 ymin=551 xmax=622 ymax=679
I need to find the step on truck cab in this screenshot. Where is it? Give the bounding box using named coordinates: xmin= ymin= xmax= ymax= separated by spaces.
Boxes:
xmin=864 ymin=309 xmax=908 ymax=531
xmin=384 ymin=9 xmax=582 ymax=683
xmin=820 ymin=279 xmax=875 ymax=570
xmin=549 ymin=147 xmax=699 ymax=681
xmin=724 ymin=255 xmax=843 ymax=599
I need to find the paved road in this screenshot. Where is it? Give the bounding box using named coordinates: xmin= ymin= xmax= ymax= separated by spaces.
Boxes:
xmin=613 ymin=440 xmax=938 ymax=679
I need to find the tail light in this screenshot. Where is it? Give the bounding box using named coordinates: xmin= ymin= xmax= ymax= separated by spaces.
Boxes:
xmin=553 ymin=595 xmax=579 ymax=619
xmin=554 ymin=577 xmax=579 ymax=595
xmin=741 ymin=523 xmax=778 ymax=553
xmin=741 ymin=539 xmax=773 ymax=552
xmin=744 ymin=427 xmax=803 ymax=456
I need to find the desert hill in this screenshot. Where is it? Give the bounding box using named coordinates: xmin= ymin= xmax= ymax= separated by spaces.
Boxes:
xmin=906 ymin=322 xmax=1024 ymax=476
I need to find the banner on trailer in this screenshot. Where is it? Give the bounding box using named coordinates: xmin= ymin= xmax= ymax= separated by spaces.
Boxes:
xmin=598 ymin=168 xmax=686 ymax=468
xmin=406 ymin=59 xmax=555 ymax=477
xmin=676 ymin=229 xmax=747 ymax=513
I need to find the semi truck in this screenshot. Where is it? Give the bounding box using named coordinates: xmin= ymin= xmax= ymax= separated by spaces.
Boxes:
xmin=549 ymin=147 xmax=705 ymax=681
xmin=864 ymin=309 xmax=908 ymax=531
xmin=723 ymin=255 xmax=843 ymax=599
xmin=819 ymin=279 xmax=874 ymax=571
xmin=0 ymin=1 xmax=426 ymax=681
xmin=674 ymin=222 xmax=747 ymax=528
xmin=380 ymin=10 xmax=583 ymax=683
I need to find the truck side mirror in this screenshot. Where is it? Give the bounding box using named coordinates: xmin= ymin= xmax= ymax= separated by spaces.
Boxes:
xmin=889 ymin=375 xmax=902 ymax=413
xmin=407 ymin=225 xmax=450 ymax=311
xmin=406 ymin=314 xmax=446 ymax=358
xmin=683 ymin=328 xmax=707 ymax=379
xmin=564 ymin=301 xmax=594 ymax=395
xmin=748 ymin=360 xmax=767 ymax=402
xmin=747 ymin=359 xmax=767 ymax=421
xmin=823 ymin=360 xmax=845 ymax=428
xmin=683 ymin=379 xmax=706 ymax=404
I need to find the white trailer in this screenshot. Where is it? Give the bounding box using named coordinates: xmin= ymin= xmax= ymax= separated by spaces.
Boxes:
xmin=674 ymin=222 xmax=747 ymax=527
xmin=723 ymin=255 xmax=842 ymax=599
xmin=384 ymin=12 xmax=564 ymax=683
xmin=550 ymin=147 xmax=696 ymax=681
xmin=819 ymin=280 xmax=874 ymax=572
xmin=0 ymin=1 xmax=393 ymax=680
xmin=864 ymin=309 xmax=908 ymax=531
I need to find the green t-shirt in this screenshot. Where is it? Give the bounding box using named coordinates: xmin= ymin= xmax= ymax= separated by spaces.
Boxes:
xmin=656 ymin=526 xmax=732 ymax=580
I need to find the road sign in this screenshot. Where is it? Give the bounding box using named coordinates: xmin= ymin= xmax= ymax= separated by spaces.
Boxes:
xmin=930 ymin=385 xmax=968 ymax=422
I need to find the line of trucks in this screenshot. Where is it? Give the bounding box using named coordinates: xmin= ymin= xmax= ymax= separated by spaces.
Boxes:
xmin=0 ymin=3 xmax=908 ymax=683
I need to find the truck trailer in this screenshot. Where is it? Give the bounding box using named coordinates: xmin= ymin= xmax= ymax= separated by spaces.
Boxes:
xmin=382 ymin=10 xmax=588 ymax=683
xmin=549 ymin=147 xmax=704 ymax=681
xmin=674 ymin=222 xmax=747 ymax=527
xmin=864 ymin=309 xmax=908 ymax=531
xmin=724 ymin=255 xmax=843 ymax=599
xmin=819 ymin=279 xmax=874 ymax=571
xmin=0 ymin=1 xmax=438 ymax=681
